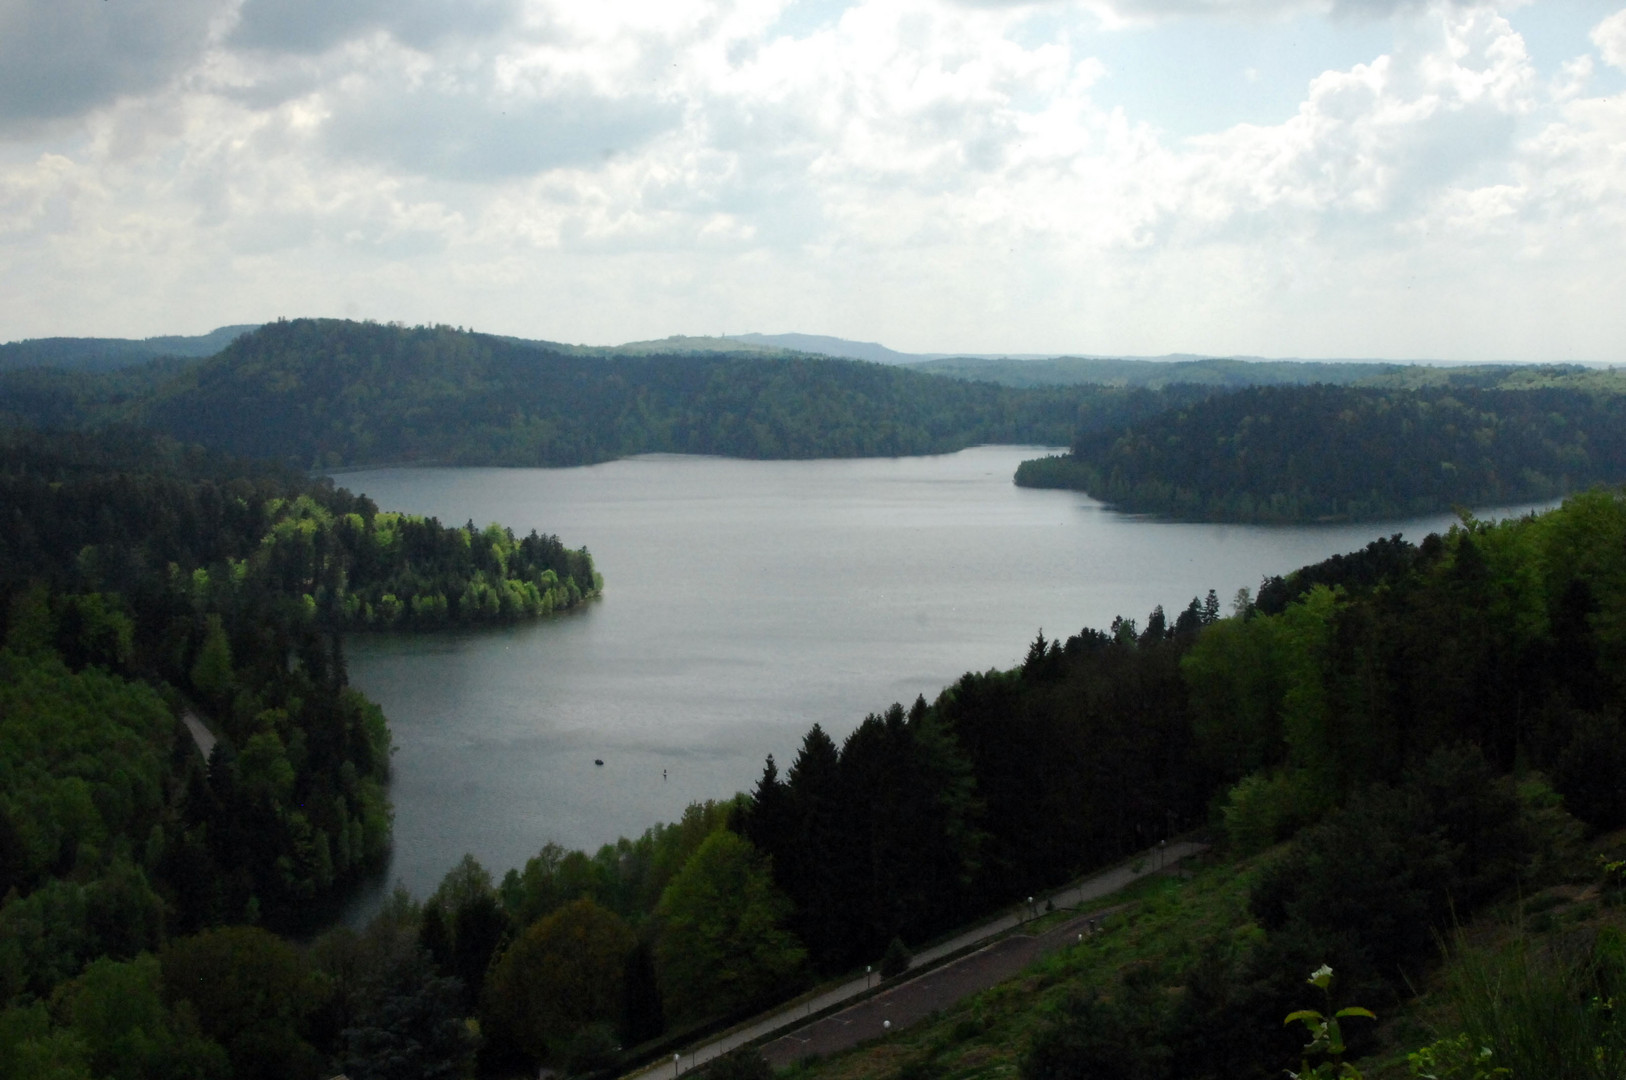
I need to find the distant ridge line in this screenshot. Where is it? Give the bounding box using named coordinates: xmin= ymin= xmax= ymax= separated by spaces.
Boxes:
xmin=6 ymin=319 xmax=1609 ymax=375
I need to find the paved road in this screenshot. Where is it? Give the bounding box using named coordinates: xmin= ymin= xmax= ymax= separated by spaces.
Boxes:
xmin=633 ymin=839 xmax=1206 ymax=1078
xmin=761 ymin=907 xmax=1118 ymax=1067
xmin=181 ymin=710 xmax=217 ymax=758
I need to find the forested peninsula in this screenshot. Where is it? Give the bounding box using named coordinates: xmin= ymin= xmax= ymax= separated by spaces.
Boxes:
xmin=1017 ymin=382 xmax=1626 ymax=522
xmin=0 ymin=428 xmax=598 ymax=936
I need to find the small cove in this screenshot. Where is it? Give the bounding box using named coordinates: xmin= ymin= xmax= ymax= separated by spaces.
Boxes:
xmin=337 ymin=446 xmax=1554 ymax=904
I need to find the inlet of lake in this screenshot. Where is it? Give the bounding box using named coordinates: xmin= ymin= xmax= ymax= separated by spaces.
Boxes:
xmin=337 ymin=446 xmax=1552 ymax=905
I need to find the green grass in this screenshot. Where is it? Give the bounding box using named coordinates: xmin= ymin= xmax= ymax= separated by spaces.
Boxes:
xmin=1363 ymin=830 xmax=1626 ymax=1080
xmin=775 ymin=823 xmax=1626 ymax=1080
xmin=777 ymin=857 xmax=1261 ymax=1080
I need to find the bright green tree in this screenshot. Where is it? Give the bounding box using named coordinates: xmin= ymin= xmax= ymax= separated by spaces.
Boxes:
xmin=59 ymin=954 xmax=229 ymax=1080
xmin=188 ymin=616 xmax=233 ymax=706
xmin=654 ymin=831 xmax=806 ymax=1024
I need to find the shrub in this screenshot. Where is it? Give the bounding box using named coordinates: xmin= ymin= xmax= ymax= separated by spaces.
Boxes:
xmin=1553 ymin=712 xmax=1626 ymax=828
xmin=1221 ymin=770 xmax=1330 ymax=855
xmin=880 ymin=937 xmax=912 ymax=979
xmin=1021 ymin=982 xmax=1172 ymax=1080
xmin=699 ymin=1046 xmax=774 ymax=1080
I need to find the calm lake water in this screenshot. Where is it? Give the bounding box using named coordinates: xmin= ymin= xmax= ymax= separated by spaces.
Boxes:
xmin=337 ymin=447 xmax=1551 ymax=901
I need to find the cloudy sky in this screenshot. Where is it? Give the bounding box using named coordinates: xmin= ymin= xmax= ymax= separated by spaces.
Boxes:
xmin=1 ymin=0 xmax=1623 ymax=360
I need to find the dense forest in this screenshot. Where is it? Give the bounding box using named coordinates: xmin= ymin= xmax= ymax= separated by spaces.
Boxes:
xmin=0 ymin=429 xmax=600 ymax=1044
xmin=0 ymin=318 xmax=1222 ymax=468
xmin=754 ymin=489 xmax=1626 ymax=1079
xmin=1017 ymin=382 xmax=1626 ymax=522
xmin=9 ymin=436 xmax=1626 ymax=1077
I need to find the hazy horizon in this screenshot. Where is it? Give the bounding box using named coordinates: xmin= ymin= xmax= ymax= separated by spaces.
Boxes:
xmin=5 ymin=320 xmax=1619 ymax=369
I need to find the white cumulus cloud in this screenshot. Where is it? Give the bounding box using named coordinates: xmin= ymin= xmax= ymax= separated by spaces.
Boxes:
xmin=1593 ymin=7 xmax=1626 ymax=71
xmin=0 ymin=0 xmax=1621 ymax=360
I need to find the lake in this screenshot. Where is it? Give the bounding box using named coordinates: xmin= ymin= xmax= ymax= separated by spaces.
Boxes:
xmin=337 ymin=447 xmax=1551 ymax=901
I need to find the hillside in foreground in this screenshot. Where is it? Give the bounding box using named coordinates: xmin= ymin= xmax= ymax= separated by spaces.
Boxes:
xmin=774 ymin=820 xmax=1626 ymax=1080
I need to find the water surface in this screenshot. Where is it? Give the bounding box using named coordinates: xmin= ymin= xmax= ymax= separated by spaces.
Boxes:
xmin=338 ymin=447 xmax=1550 ymax=898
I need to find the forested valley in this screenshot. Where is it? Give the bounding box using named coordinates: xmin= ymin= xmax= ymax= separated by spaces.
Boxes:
xmin=1017 ymin=381 xmax=1626 ymax=522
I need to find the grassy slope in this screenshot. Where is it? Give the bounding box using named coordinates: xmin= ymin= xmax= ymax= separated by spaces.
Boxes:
xmin=777 ymin=817 xmax=1622 ymax=1080
xmin=778 ymin=853 xmax=1260 ymax=1080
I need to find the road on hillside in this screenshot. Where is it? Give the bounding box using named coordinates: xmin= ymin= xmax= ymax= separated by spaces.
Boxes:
xmin=761 ymin=906 xmax=1119 ymax=1067
xmin=632 ymin=839 xmax=1206 ymax=1078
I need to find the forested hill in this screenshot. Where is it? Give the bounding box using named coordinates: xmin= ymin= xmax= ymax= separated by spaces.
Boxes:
xmin=906 ymin=354 xmax=1412 ymax=389
xmin=0 ymin=319 xmax=1225 ymax=469
xmin=0 ymin=324 xmax=259 ymax=373
xmin=131 ymin=319 xmax=1085 ymax=467
xmin=1016 ymin=383 xmax=1626 ymax=522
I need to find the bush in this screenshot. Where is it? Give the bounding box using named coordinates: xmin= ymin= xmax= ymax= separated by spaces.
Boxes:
xmin=1220 ymin=770 xmax=1330 ymax=855
xmin=699 ymin=1046 xmax=774 ymax=1080
xmin=1248 ymin=784 xmax=1456 ymax=983
xmin=1021 ymin=983 xmax=1172 ymax=1080
xmin=880 ymin=937 xmax=912 ymax=979
xmin=557 ymin=1022 xmax=619 ymax=1077
xmin=1249 ymin=746 xmax=1530 ymax=990
xmin=1553 ymin=712 xmax=1626 ymax=828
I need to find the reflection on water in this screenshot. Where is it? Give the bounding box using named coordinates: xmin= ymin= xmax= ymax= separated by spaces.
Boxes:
xmin=337 ymin=447 xmax=1554 ymax=908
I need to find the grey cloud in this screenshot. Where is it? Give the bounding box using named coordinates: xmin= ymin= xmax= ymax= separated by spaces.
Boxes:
xmin=230 ymin=0 xmax=522 ymax=55
xmin=321 ymin=82 xmax=680 ymax=181
xmin=0 ymin=0 xmax=225 ymax=130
